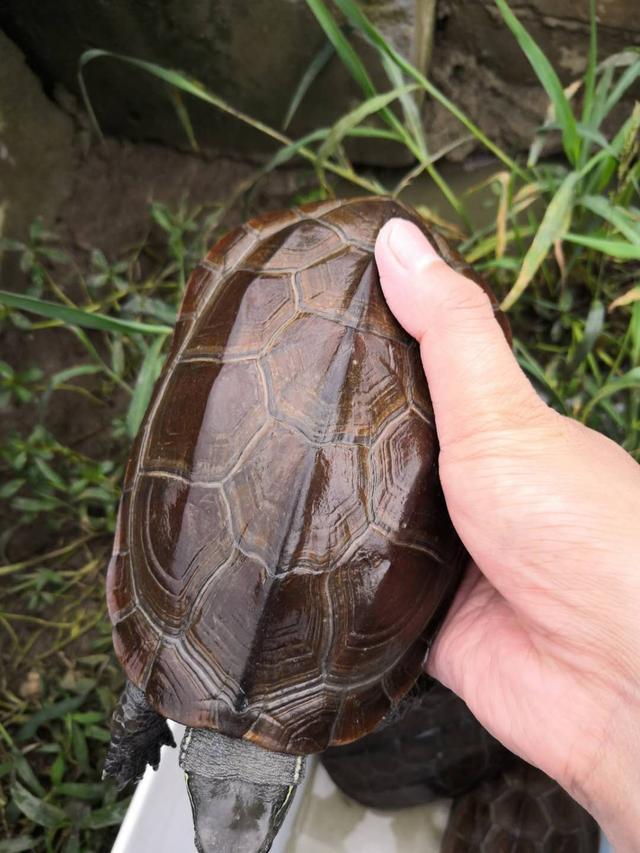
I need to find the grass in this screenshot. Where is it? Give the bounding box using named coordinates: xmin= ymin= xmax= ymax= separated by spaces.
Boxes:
xmin=0 ymin=0 xmax=639 ymax=849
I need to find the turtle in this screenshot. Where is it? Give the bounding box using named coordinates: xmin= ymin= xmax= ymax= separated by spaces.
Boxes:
xmin=104 ymin=196 xmax=510 ymax=852
xmin=322 ymin=679 xmax=600 ymax=852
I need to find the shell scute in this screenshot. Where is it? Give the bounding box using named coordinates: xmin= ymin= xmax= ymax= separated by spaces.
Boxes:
xmin=319 ymin=197 xmax=414 ymax=247
xmin=184 ymin=270 xmax=295 ymax=360
xmin=370 ymin=409 xmax=445 ymax=550
xmin=143 ymin=360 xmax=265 ymax=481
xmin=297 ymin=247 xmax=408 ymax=343
xmin=262 ymin=314 xmax=410 ymax=445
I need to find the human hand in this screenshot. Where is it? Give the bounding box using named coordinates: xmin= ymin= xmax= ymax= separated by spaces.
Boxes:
xmin=375 ymin=218 xmax=640 ymax=852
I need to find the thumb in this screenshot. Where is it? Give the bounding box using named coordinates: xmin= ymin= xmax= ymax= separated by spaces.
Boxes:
xmin=375 ymin=218 xmax=546 ymax=449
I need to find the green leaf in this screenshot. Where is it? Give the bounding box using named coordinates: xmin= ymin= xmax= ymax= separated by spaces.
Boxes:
xmin=582 ymin=367 xmax=640 ymax=422
xmin=494 ymin=0 xmax=580 ymax=165
xmin=514 ymin=340 xmax=568 ymax=413
xmin=603 ymin=51 xmax=640 ymax=119
xmin=579 ymin=195 xmax=640 ymax=243
xmin=580 ymin=0 xmax=598 ymax=129
xmin=78 ymin=799 xmax=130 ymax=829
xmin=10 ymin=780 xmax=68 ymax=828
xmin=0 ymin=290 xmax=172 ymax=336
xmin=126 ymin=335 xmax=167 ymax=438
xmin=0 ymin=838 xmax=38 ymax=853
xmin=17 ymin=695 xmax=86 ymax=741
xmin=563 ymin=234 xmax=640 ymax=259
xmin=33 ymin=457 xmax=67 ymax=491
xmin=0 ymin=479 xmax=25 ymax=499
xmin=49 ymin=364 xmax=103 ymax=389
xmin=565 ymin=300 xmax=606 ymax=376
xmin=49 ymin=751 xmax=65 ymax=786
xmin=71 ymin=722 xmax=89 ymax=770
xmin=54 ymin=782 xmax=106 ymax=801
xmin=11 ymin=750 xmax=45 ymax=798
xmin=502 ymin=172 xmax=579 ymax=310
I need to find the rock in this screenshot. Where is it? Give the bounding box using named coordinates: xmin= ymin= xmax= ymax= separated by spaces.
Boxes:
xmin=426 ymin=0 xmax=640 ymax=160
xmin=0 ymin=0 xmax=435 ymax=166
xmin=0 ymin=31 xmax=75 ymax=242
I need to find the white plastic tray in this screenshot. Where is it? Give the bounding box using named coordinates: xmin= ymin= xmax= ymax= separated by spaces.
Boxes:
xmin=111 ymin=723 xmax=611 ymax=853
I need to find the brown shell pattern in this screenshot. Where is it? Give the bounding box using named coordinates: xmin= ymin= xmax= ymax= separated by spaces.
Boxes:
xmin=441 ymin=762 xmax=599 ymax=853
xmin=106 ymin=197 xmax=505 ymax=754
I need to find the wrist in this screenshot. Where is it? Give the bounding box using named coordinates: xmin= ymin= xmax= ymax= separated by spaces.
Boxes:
xmin=571 ymin=685 xmax=640 ymax=851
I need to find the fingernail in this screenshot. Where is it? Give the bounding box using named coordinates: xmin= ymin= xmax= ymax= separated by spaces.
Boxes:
xmin=383 ymin=218 xmax=440 ymax=272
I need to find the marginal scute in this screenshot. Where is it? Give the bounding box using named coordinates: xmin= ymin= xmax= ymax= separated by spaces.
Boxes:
xmin=106 ymin=554 xmax=131 ymax=620
xmin=112 ymin=609 xmax=160 ymax=687
xmin=247 ymin=207 xmax=300 ymax=236
xmin=131 ymin=475 xmax=234 ymax=629
xmin=330 ymin=682 xmax=391 ymax=746
xmin=241 ymin=219 xmax=342 ymax=271
xmin=143 ymin=360 xmax=265 ymax=480
xmin=327 ymin=530 xmax=445 ymax=686
xmin=204 ymin=225 xmax=252 ymax=273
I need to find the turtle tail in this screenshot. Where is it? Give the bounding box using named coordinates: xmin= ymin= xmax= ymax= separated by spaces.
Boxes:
xmin=179 ymin=728 xmax=306 ymax=853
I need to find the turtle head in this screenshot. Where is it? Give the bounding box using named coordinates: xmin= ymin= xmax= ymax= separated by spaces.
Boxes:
xmin=180 ymin=728 xmax=305 ymax=853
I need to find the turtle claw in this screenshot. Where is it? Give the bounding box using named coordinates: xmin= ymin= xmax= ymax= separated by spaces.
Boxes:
xmin=103 ymin=681 xmax=175 ymax=789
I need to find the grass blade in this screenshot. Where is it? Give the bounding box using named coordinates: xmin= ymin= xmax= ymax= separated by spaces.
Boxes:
xmin=304 ymin=0 xmax=376 ymax=98
xmin=0 ymin=290 xmax=173 ymax=336
xmin=609 ymin=285 xmax=640 ymax=312
xmin=580 ymin=195 xmax=640 ymax=242
xmin=580 ymin=0 xmax=598 ymax=129
xmin=501 ymin=172 xmax=579 ymax=310
xmin=10 ymin=780 xmax=68 ymax=828
xmin=332 ymin=0 xmax=526 ymax=178
xmin=317 ymin=84 xmax=416 ymax=165
xmin=126 ymin=335 xmax=168 ymax=438
xmin=514 ymin=339 xmax=568 ymax=413
xmin=565 ymin=299 xmax=605 ymax=376
xmin=79 ymin=49 xmax=381 ymax=196
xmin=494 ymin=0 xmax=580 ymax=165
xmin=381 ymin=53 xmax=427 ymax=158
xmin=563 ymin=233 xmax=640 ymax=259
xmin=283 ymin=37 xmax=336 ymax=129
xmin=581 ymin=366 xmax=640 ymax=422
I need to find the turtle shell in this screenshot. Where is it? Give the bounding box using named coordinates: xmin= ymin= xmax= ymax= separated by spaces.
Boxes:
xmin=106 ymin=196 xmax=508 ymax=755
xmin=441 ymin=761 xmax=600 ymax=852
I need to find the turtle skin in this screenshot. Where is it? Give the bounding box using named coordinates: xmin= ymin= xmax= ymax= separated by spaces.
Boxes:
xmin=442 ymin=761 xmax=599 ymax=853
xmin=322 ymin=678 xmax=515 ymax=808
xmin=106 ymin=196 xmax=508 ymax=756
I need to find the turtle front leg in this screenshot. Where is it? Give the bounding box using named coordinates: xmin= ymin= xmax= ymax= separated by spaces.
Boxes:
xmin=103 ymin=680 xmax=175 ymax=789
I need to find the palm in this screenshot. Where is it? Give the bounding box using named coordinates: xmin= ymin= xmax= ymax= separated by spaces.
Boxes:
xmin=430 ymin=560 xmax=618 ymax=800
